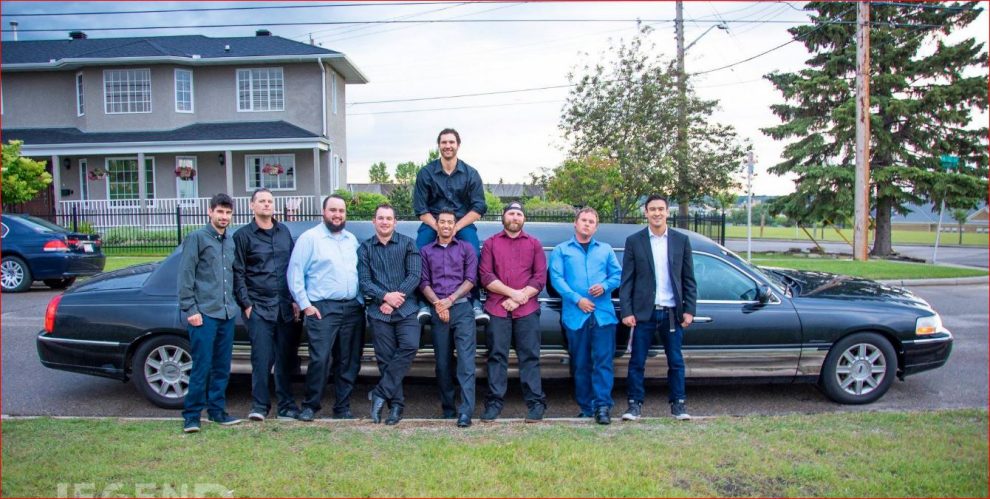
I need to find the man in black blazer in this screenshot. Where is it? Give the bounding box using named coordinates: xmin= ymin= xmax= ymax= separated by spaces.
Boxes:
xmin=618 ymin=194 xmax=697 ymax=421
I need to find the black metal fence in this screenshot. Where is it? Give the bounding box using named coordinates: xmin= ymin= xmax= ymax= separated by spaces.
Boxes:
xmin=49 ymin=206 xmax=725 ymax=255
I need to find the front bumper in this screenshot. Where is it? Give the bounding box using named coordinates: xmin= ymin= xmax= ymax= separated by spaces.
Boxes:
xmin=36 ymin=330 xmax=128 ymax=380
xmin=901 ymin=331 xmax=953 ymax=376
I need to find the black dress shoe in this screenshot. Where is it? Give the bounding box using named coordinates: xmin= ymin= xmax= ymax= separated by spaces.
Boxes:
xmin=370 ymin=394 xmax=387 ymax=424
xmin=384 ymin=405 xmax=403 ymax=426
xmin=332 ymin=410 xmax=355 ymax=420
xmin=456 ymin=414 xmax=472 ymax=428
xmin=594 ymin=407 xmax=611 ymax=425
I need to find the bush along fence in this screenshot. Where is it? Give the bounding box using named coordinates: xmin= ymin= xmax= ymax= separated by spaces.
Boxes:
xmin=50 ymin=206 xmax=725 ymax=254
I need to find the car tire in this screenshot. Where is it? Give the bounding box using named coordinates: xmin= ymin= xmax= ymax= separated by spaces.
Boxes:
xmin=131 ymin=335 xmax=192 ymax=409
xmin=820 ymin=332 xmax=897 ymax=405
xmin=44 ymin=277 xmax=77 ymax=289
xmin=1 ymin=255 xmax=33 ymax=292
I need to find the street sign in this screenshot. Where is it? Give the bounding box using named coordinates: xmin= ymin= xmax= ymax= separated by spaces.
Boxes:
xmin=940 ymin=155 xmax=960 ymax=170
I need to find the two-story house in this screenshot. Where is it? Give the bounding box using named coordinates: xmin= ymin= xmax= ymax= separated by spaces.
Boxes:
xmin=1 ymin=30 xmax=367 ymax=220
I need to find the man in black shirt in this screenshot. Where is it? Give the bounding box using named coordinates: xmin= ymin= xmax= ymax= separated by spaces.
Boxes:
xmin=358 ymin=204 xmax=421 ymax=426
xmin=233 ymin=188 xmax=301 ymax=421
xmin=413 ymin=128 xmax=489 ymax=323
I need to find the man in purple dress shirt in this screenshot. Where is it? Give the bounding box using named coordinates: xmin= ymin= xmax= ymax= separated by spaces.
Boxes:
xmin=478 ymin=202 xmax=548 ymax=422
xmin=420 ymin=209 xmax=478 ymax=428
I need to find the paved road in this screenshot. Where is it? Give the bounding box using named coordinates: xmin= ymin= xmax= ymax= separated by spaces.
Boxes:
xmin=724 ymin=239 xmax=988 ymax=268
xmin=2 ymin=283 xmax=986 ymax=420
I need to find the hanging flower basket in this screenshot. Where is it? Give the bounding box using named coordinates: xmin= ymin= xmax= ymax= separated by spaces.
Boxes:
xmin=87 ymin=168 xmax=107 ymax=181
xmin=175 ymin=165 xmax=197 ymax=180
xmin=262 ymin=163 xmax=284 ymax=176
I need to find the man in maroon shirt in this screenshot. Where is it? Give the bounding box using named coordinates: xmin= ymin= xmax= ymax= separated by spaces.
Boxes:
xmin=478 ymin=202 xmax=548 ymax=422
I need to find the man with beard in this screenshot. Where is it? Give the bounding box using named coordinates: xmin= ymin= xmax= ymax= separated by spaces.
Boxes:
xmin=358 ymin=204 xmax=422 ymax=426
xmin=287 ymin=194 xmax=363 ymax=422
xmin=233 ymin=188 xmax=301 ymax=422
xmin=479 ymin=202 xmax=548 ymax=422
xmin=420 ymin=209 xmax=478 ymax=427
xmin=413 ymin=128 xmax=489 ymax=324
xmin=178 ymin=193 xmax=241 ymax=433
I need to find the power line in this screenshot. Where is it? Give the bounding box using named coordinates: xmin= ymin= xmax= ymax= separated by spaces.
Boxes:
xmin=3 ymin=18 xmax=820 ymax=34
xmin=349 ymin=83 xmax=572 ymax=106
xmin=3 ymin=2 xmax=506 ymax=17
xmin=349 ymin=98 xmax=562 ymax=116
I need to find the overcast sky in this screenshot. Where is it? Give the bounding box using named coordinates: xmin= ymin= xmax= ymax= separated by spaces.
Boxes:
xmin=2 ymin=1 xmax=987 ymax=195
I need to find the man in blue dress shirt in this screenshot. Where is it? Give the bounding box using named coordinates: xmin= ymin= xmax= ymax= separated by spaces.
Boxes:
xmin=549 ymin=207 xmax=622 ymax=425
xmin=287 ymin=194 xmax=363 ymax=422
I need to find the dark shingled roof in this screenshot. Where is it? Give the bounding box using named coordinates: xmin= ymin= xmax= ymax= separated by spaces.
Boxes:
xmin=2 ymin=121 xmax=319 ymax=145
xmin=2 ymin=35 xmax=341 ymax=64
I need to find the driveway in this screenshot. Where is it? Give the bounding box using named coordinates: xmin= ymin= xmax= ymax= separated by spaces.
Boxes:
xmin=2 ymin=283 xmax=985 ymax=419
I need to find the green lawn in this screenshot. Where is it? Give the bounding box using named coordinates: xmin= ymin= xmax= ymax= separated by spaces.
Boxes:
xmin=103 ymin=256 xmax=165 ymax=272
xmin=751 ymin=253 xmax=988 ymax=280
xmin=726 ymin=225 xmax=989 ymax=247
xmin=2 ymin=410 xmax=986 ymax=497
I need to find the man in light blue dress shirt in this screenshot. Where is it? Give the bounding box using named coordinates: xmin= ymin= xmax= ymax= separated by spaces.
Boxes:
xmin=287 ymin=194 xmax=363 ymax=422
xmin=549 ymin=207 xmax=622 ymax=425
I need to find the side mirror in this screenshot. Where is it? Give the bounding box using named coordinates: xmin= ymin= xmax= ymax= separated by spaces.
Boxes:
xmin=757 ymin=284 xmax=773 ymax=305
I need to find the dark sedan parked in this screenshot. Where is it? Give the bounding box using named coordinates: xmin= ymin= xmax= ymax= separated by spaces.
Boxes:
xmin=2 ymin=214 xmax=105 ymax=292
xmin=37 ymin=221 xmax=952 ymax=409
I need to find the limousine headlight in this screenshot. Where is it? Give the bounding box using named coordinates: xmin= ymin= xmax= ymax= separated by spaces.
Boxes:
xmin=915 ymin=314 xmax=944 ymax=336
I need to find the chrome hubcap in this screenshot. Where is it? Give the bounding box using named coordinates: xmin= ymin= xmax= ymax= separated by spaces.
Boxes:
xmin=144 ymin=345 xmax=192 ymax=399
xmin=834 ymin=343 xmax=886 ymax=396
xmin=1 ymin=260 xmax=24 ymax=289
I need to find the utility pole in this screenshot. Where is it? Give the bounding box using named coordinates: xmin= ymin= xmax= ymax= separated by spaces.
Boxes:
xmin=746 ymin=151 xmax=755 ymax=261
xmin=853 ymin=1 xmax=871 ymax=261
xmin=675 ymin=0 xmax=689 ymax=227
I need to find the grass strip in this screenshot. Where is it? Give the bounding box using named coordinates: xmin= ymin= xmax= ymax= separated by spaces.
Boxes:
xmin=752 ymin=254 xmax=988 ymax=280
xmin=725 ymin=225 xmax=988 ymax=247
xmin=2 ymin=409 xmax=986 ymax=497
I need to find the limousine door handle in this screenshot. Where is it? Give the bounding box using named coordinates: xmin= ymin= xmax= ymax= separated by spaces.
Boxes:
xmin=692 ymin=316 xmax=713 ymax=323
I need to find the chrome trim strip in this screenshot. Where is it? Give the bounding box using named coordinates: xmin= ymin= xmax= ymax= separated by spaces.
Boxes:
xmin=903 ymin=333 xmax=953 ymax=345
xmin=38 ymin=335 xmax=122 ymax=347
xmin=693 ymin=316 xmax=713 ymax=323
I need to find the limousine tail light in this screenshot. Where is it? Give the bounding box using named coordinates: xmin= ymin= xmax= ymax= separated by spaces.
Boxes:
xmin=44 ymin=294 xmax=63 ymax=334
xmin=915 ymin=314 xmax=943 ymax=336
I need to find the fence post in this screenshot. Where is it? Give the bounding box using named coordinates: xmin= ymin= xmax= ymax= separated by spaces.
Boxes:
xmin=176 ymin=205 xmax=183 ymax=248
xmin=71 ymin=206 xmax=78 ymax=233
xmin=720 ymin=213 xmax=726 ymax=246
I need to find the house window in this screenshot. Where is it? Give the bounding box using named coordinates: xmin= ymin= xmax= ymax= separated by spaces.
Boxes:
xmin=175 ymin=69 xmax=193 ymax=113
xmin=237 ymin=68 xmax=284 ymax=112
xmin=175 ymin=156 xmax=199 ymax=204
xmin=76 ymin=72 xmax=85 ymax=116
xmin=78 ymin=159 xmax=89 ymax=200
xmin=106 ymin=157 xmax=155 ymax=204
xmin=104 ymin=69 xmax=151 ymax=114
xmin=246 ymin=154 xmax=295 ymax=190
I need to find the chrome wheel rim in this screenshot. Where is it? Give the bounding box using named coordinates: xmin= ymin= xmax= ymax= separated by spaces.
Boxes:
xmin=834 ymin=342 xmax=887 ymax=396
xmin=1 ymin=260 xmax=25 ymax=290
xmin=144 ymin=345 xmax=192 ymax=399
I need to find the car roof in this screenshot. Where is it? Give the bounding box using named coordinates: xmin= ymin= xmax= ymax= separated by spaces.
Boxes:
xmin=278 ymin=220 xmax=723 ymax=253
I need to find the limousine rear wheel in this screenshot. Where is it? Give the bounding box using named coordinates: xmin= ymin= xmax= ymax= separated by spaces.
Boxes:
xmin=132 ymin=335 xmax=191 ymax=409
xmin=820 ymin=332 xmax=897 ymax=405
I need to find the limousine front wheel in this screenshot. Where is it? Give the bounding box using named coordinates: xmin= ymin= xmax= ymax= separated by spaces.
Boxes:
xmin=132 ymin=335 xmax=191 ymax=409
xmin=820 ymin=332 xmax=897 ymax=405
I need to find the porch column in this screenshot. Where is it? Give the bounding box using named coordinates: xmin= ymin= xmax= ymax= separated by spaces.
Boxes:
xmin=137 ymin=152 xmax=147 ymax=207
xmin=224 ymin=150 xmax=233 ymax=196
xmin=312 ymin=147 xmax=322 ymax=207
xmin=51 ymin=155 xmax=62 ymax=212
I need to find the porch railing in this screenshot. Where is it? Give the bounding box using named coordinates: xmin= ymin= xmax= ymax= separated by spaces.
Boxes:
xmin=57 ymin=196 xmax=318 ymax=228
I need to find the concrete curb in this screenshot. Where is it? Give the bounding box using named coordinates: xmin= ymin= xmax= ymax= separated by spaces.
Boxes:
xmin=879 ymin=276 xmax=989 ymax=287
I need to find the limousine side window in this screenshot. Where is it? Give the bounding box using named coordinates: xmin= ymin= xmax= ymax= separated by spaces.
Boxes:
xmin=694 ymin=253 xmax=759 ymax=302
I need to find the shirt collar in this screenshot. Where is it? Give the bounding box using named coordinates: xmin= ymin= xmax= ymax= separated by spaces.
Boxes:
xmin=319 ymin=223 xmax=348 ymax=240
xmin=204 ymin=223 xmax=226 ymax=240
xmin=568 ymin=236 xmax=598 ymax=248
xmin=250 ymin=218 xmax=280 ymax=233
xmin=431 ymin=159 xmax=465 ymax=176
xmin=496 ymin=229 xmax=531 ymax=240
xmin=427 ymin=237 xmax=461 ymax=250
xmin=648 ymin=227 xmax=669 ymax=240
